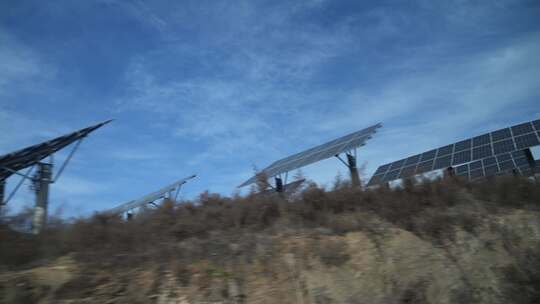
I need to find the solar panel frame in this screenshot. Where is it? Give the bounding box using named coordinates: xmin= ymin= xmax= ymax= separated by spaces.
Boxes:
xmin=0 ymin=120 xmax=112 ymax=179
xmin=239 ymin=123 xmax=382 ymax=187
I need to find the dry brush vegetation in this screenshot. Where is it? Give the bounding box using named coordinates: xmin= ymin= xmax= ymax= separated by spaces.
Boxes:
xmin=1 ymin=175 xmax=540 ymax=303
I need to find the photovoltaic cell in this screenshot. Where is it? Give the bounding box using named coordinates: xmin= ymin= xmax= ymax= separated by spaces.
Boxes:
xmin=399 ymin=166 xmax=416 ymax=178
xmin=493 ymin=139 xmax=515 ymax=155
xmin=470 ymin=169 xmax=484 ymax=179
xmin=533 ymin=120 xmax=540 ymax=130
xmin=514 ymin=157 xmax=529 ymax=167
xmin=484 ymin=165 xmax=499 ymax=176
xmin=389 ymin=159 xmax=406 ymax=171
xmin=496 ymin=153 xmax=512 ymax=162
xmin=491 ymin=128 xmax=512 ymax=142
xmin=240 ymin=123 xmax=382 ymax=187
xmin=499 ymin=160 xmax=515 ymax=171
xmin=416 ymin=160 xmax=434 ymax=173
xmin=405 ymin=155 xmax=421 ymax=166
xmin=368 ymin=118 xmax=540 ymax=186
xmin=456 ymin=164 xmax=468 ymax=174
xmin=473 ymin=134 xmax=491 ymax=147
xmin=452 ymin=150 xmax=471 ymax=165
xmin=512 ymin=150 xmax=526 ymax=158
xmin=472 ymin=145 xmax=493 ymax=160
xmin=420 ymin=150 xmax=437 ymax=161
xmin=511 ymin=122 xmax=534 ymax=136
xmin=433 ymin=155 xmax=451 ymax=170
xmin=375 ymin=164 xmax=391 ymax=175
xmin=514 ymin=133 xmax=539 ymax=149
xmin=0 ymin=120 xmax=111 ymax=180
xmin=469 ymin=160 xmax=483 ymax=171
xmin=454 ymin=139 xmax=472 ymax=152
xmin=483 ymin=156 xmax=497 ymax=166
xmin=437 ymin=145 xmax=454 ymax=157
xmin=385 ymin=170 xmax=400 ymax=180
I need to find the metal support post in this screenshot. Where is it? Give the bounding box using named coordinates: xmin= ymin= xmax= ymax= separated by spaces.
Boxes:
xmin=275 ymin=177 xmax=284 ymax=193
xmin=444 ymin=167 xmax=455 ymax=178
xmin=346 ymin=154 xmax=361 ymax=187
xmin=0 ymin=179 xmax=5 ymax=205
xmin=0 ymin=179 xmax=5 ymax=215
xmin=32 ymin=163 xmax=52 ymax=234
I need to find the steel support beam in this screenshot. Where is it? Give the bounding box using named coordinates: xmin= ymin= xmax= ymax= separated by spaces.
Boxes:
xmin=0 ymin=179 xmax=5 ymax=208
xmin=32 ymin=163 xmax=52 ymax=234
xmin=346 ymin=154 xmax=361 ymax=187
xmin=275 ymin=177 xmax=284 ymax=193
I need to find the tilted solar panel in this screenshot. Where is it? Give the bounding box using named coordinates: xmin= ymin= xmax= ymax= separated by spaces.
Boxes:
xmin=368 ymin=118 xmax=540 ymax=186
xmin=239 ymin=123 xmax=382 ymax=187
xmin=0 ymin=120 xmax=112 ymax=179
xmin=103 ymin=174 xmax=197 ymax=216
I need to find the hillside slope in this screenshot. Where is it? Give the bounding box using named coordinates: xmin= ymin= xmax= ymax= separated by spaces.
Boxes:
xmin=1 ymin=177 xmax=540 ymax=303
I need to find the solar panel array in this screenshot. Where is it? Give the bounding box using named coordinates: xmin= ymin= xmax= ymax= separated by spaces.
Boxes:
xmin=368 ymin=119 xmax=540 ymax=186
xmin=104 ymin=174 xmax=196 ymax=216
xmin=239 ymin=123 xmax=382 ymax=187
xmin=0 ymin=120 xmax=112 ymax=180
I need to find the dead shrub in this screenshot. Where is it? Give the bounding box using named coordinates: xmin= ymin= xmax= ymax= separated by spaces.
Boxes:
xmin=314 ymin=238 xmax=350 ymax=267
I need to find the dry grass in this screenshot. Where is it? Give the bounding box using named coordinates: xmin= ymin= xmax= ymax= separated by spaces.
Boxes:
xmin=1 ymin=175 xmax=540 ymax=267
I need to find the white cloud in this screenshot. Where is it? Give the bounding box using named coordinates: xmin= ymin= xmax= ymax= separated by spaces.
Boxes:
xmin=0 ymin=28 xmax=56 ymax=96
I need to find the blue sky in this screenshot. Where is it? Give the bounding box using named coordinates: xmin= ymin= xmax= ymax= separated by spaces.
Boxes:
xmin=1 ymin=0 xmax=540 ymax=217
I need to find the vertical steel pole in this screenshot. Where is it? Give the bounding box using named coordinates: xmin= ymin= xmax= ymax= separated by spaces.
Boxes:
xmin=347 ymin=154 xmax=361 ymax=187
xmin=0 ymin=179 xmax=5 ymax=213
xmin=275 ymin=177 xmax=284 ymax=193
xmin=32 ymin=163 xmax=52 ymax=234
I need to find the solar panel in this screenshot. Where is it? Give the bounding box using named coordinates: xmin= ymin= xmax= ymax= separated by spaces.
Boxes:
xmin=368 ymin=118 xmax=540 ymax=186
xmin=103 ymin=175 xmax=196 ymax=216
xmin=239 ymin=123 xmax=382 ymax=187
xmin=0 ymin=120 xmax=112 ymax=180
